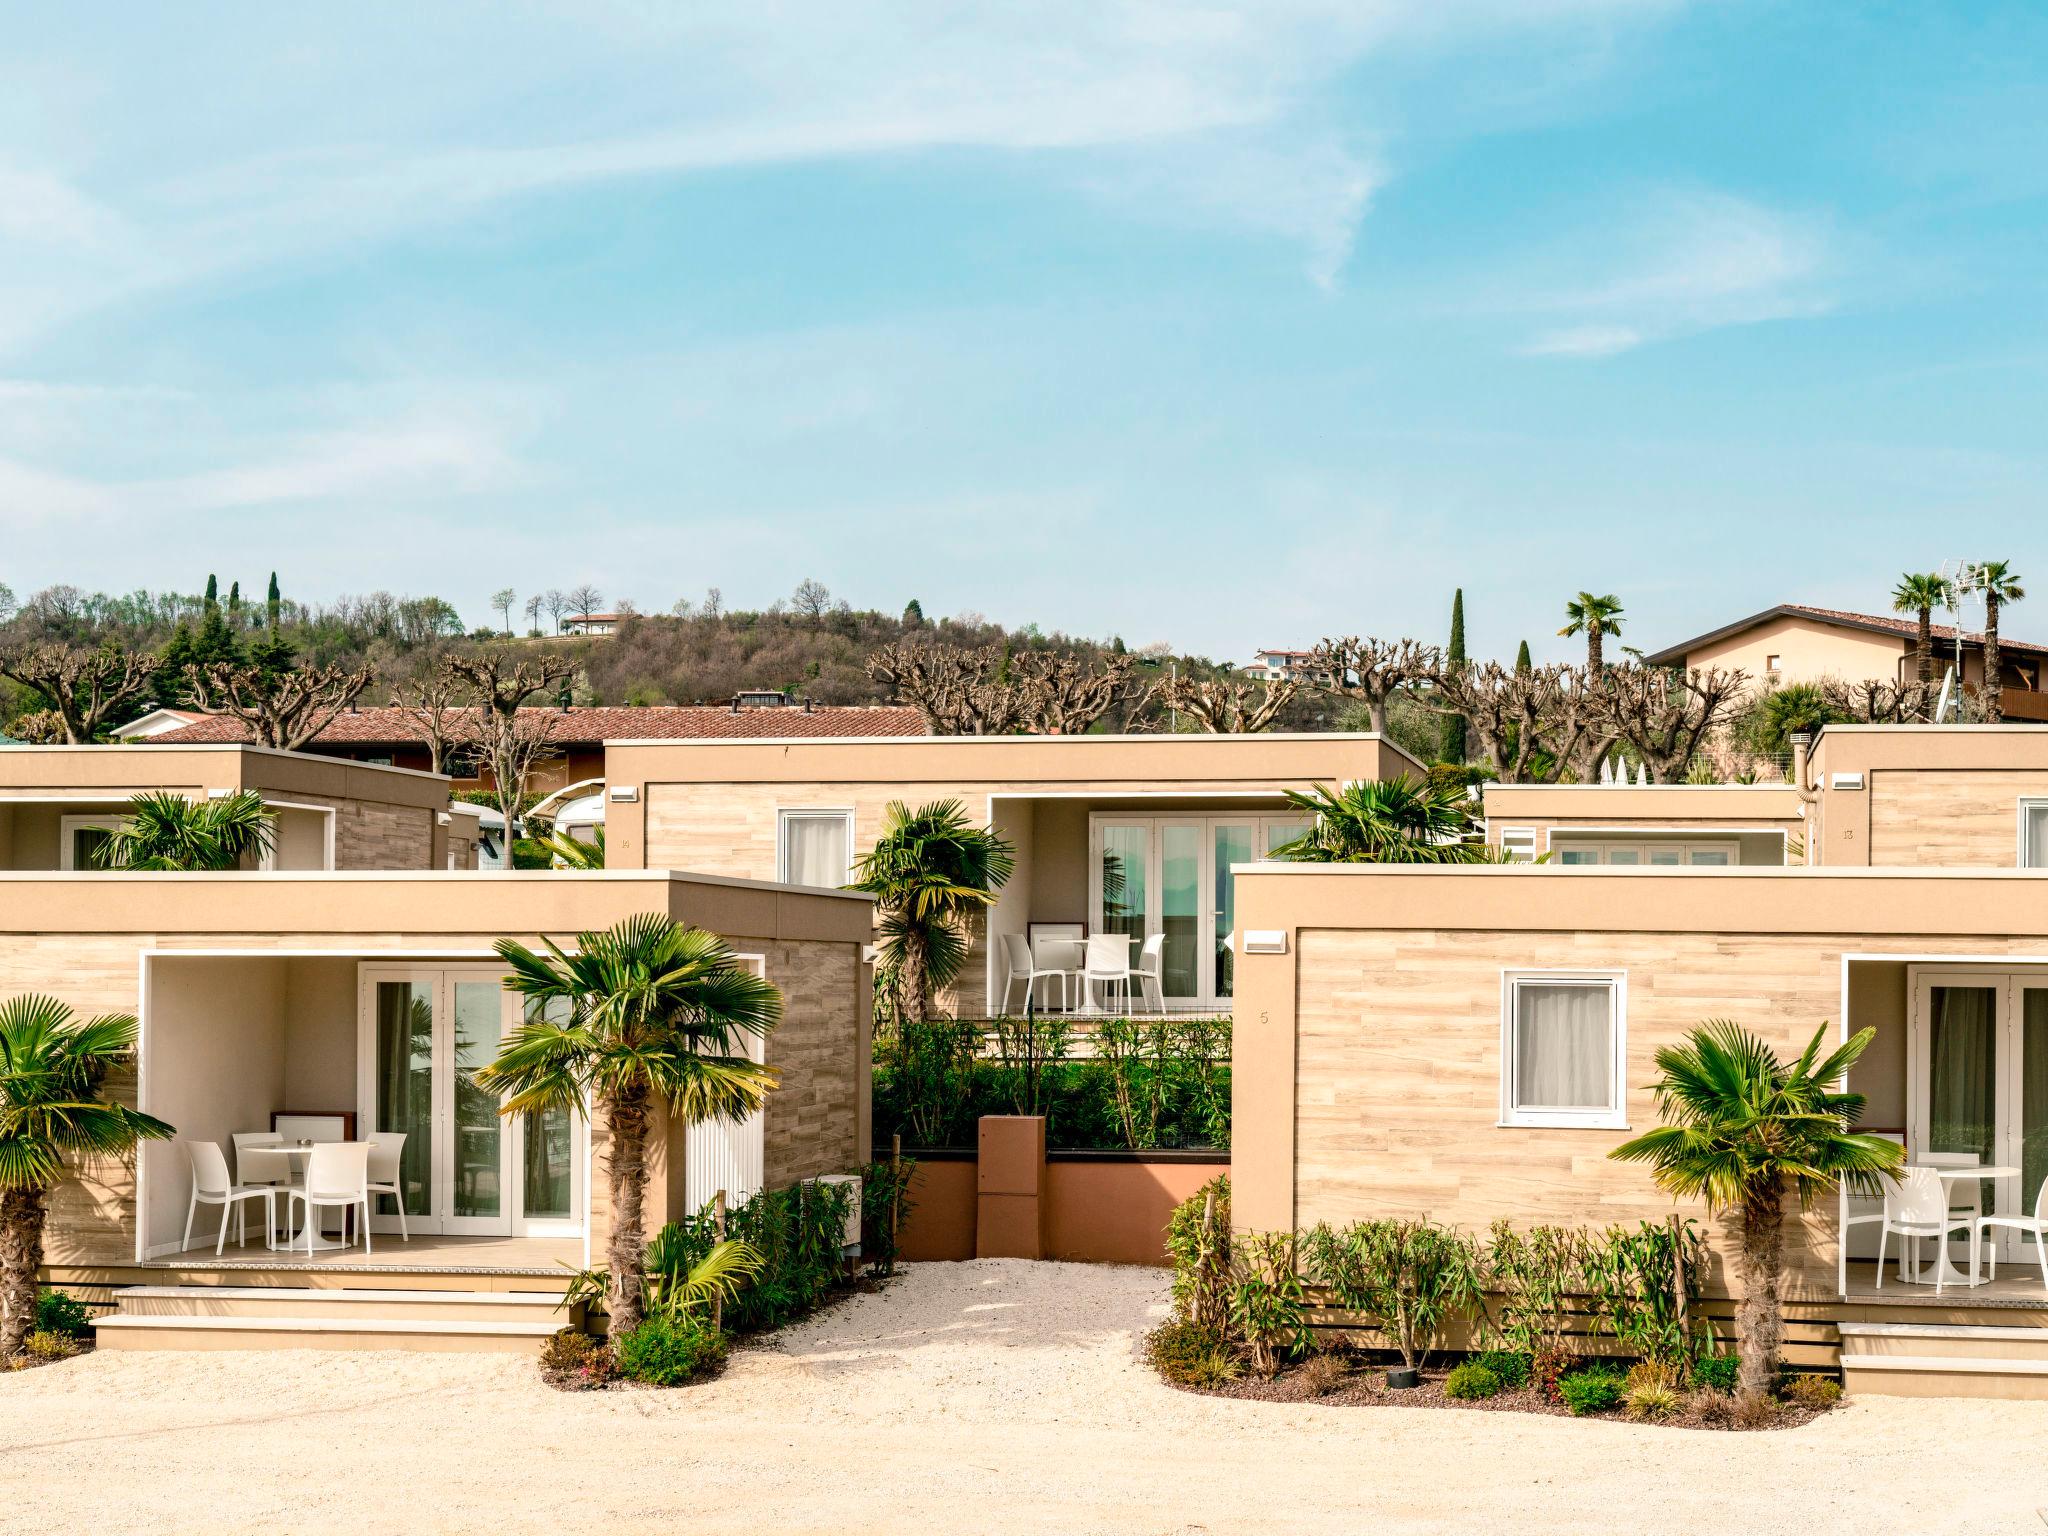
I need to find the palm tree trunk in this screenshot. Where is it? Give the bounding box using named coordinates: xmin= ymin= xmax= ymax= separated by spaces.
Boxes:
xmin=900 ymin=934 xmax=930 ymax=1024
xmin=1985 ymin=594 xmax=2004 ymax=723
xmin=0 ymin=1185 xmax=48 ymax=1360
xmin=1916 ymin=606 xmax=1934 ymax=685
xmin=600 ymin=1084 xmax=651 ymax=1336
xmin=1736 ymin=1179 xmax=1785 ymax=1401
xmin=1587 ymin=627 xmax=1604 ymax=675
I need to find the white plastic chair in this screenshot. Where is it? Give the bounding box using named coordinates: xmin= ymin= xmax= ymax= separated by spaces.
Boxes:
xmin=1133 ymin=933 xmax=1166 ymax=1014
xmin=1083 ymin=933 xmax=1133 ymax=1014
xmin=182 ymin=1140 xmax=277 ymax=1257
xmin=367 ymin=1132 xmax=409 ymax=1241
xmin=1875 ymin=1166 xmax=1978 ymax=1294
xmin=1977 ymin=1175 xmax=2048 ymax=1295
xmin=1000 ymin=933 xmax=1070 ymax=1013
xmin=284 ymin=1142 xmax=373 ymax=1257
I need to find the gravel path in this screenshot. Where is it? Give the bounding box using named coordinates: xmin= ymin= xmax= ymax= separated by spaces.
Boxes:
xmin=0 ymin=1260 xmax=2042 ymax=1535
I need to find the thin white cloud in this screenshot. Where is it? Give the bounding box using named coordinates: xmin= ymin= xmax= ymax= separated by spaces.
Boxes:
xmin=1515 ymin=190 xmax=1833 ymax=357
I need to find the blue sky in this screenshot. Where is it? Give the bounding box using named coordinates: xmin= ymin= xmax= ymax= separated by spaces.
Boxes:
xmin=2 ymin=2 xmax=2044 ymax=665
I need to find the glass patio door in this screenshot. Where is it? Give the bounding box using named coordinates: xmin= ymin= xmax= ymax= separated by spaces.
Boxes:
xmin=1209 ymin=821 xmax=1257 ymax=1004
xmin=2017 ymin=986 xmax=2048 ymax=1254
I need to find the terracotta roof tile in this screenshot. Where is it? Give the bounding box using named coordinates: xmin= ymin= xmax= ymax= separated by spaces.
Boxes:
xmin=146 ymin=704 xmax=929 ymax=747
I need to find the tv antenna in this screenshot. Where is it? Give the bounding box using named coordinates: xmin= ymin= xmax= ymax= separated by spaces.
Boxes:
xmin=1935 ymin=559 xmax=1982 ymax=722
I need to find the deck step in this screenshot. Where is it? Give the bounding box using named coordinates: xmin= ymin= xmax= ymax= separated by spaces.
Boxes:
xmin=97 ymin=1285 xmax=574 ymax=1353
xmin=1839 ymin=1322 xmax=2048 ymax=1398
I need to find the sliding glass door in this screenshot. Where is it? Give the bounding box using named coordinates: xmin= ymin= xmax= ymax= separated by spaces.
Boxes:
xmin=359 ymin=965 xmax=583 ymax=1237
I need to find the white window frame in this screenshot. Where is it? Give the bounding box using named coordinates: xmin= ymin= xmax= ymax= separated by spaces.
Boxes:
xmin=1547 ymin=838 xmax=1741 ymax=866
xmin=253 ymin=798 xmax=338 ymax=872
xmin=57 ymin=814 xmax=123 ymax=870
xmin=1499 ymin=968 xmax=1628 ymax=1130
xmin=1498 ymin=827 xmax=1539 ymax=863
xmin=2018 ymin=797 xmax=2048 ymax=869
xmin=777 ymin=807 xmax=855 ymax=887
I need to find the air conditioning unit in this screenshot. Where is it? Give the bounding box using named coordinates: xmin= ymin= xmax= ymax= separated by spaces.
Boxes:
xmin=817 ymin=1172 xmax=862 ymax=1251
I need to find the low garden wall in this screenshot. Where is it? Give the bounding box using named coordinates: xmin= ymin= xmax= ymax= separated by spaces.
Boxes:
xmin=890 ymin=1118 xmax=1226 ymax=1267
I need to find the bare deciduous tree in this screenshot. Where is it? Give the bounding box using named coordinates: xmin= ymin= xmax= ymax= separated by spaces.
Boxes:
xmin=564 ymin=584 xmax=603 ymax=622
xmin=1157 ymin=674 xmax=1298 ymax=733
xmin=441 ymin=647 xmax=579 ymax=844
xmin=1823 ymin=676 xmax=1939 ymax=725
xmin=0 ymin=641 xmax=160 ymax=743
xmin=542 ymin=589 xmax=571 ymax=634
xmin=390 ymin=670 xmax=472 ymax=775
xmin=185 ymin=658 xmax=377 ymax=751
xmin=490 ymin=588 xmax=517 ymax=635
xmin=791 ymin=578 xmax=832 ymax=622
xmin=865 ymin=641 xmax=1028 ymax=735
xmin=1010 ymin=651 xmax=1154 ymax=734
xmin=1309 ymin=637 xmax=1441 ymax=733
xmin=1424 ymin=661 xmax=1558 ymax=783
xmin=1600 ymin=666 xmax=1749 ymax=783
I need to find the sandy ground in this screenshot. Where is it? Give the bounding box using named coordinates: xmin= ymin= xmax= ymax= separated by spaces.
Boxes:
xmin=1 ymin=1261 xmax=2044 ymax=1536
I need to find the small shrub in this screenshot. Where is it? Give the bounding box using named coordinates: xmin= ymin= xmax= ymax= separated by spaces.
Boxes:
xmin=1690 ymin=1386 xmax=1736 ymax=1427
xmin=1147 ymin=1321 xmax=1229 ymax=1385
xmin=21 ymin=1331 xmax=78 ymax=1364
xmin=1166 ymin=1176 xmax=1231 ymax=1335
xmin=36 ymin=1288 xmax=92 ymax=1339
xmin=1298 ymin=1352 xmax=1350 ymax=1398
xmin=1690 ymin=1352 xmax=1739 ymax=1392
xmin=1557 ymin=1366 xmax=1624 ymax=1416
xmin=1474 ymin=1349 xmax=1531 ymax=1390
xmin=538 ymin=1327 xmax=615 ymax=1390
xmin=1444 ymin=1362 xmax=1503 ymax=1401
xmin=1732 ymin=1390 xmax=1781 ymax=1430
xmin=1229 ymin=1231 xmax=1308 ymax=1376
xmin=1531 ymin=1343 xmax=1576 ymax=1400
xmin=1783 ymin=1374 xmax=1842 ymax=1410
xmin=613 ymin=1316 xmax=727 ymax=1387
xmin=1624 ymin=1361 xmax=1681 ymax=1420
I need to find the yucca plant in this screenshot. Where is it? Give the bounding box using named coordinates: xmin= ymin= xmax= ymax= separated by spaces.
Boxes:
xmin=93 ymin=789 xmax=276 ymax=871
xmin=1610 ymin=1021 xmax=1903 ymax=1401
xmin=849 ymin=799 xmax=1015 ymax=1023
xmin=480 ymin=914 xmax=782 ymax=1334
xmin=0 ymin=996 xmax=173 ymax=1360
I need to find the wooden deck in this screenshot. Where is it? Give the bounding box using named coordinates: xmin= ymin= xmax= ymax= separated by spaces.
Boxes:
xmin=137 ymin=1231 xmax=585 ymax=1278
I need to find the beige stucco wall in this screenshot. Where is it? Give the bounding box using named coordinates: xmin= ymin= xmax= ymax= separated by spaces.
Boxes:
xmin=1809 ymin=726 xmax=2048 ymax=867
xmin=1232 ymin=864 xmax=2048 ymax=1301
xmin=1680 ymin=615 xmax=1910 ymax=688
xmin=1483 ymin=784 xmax=1801 ymax=862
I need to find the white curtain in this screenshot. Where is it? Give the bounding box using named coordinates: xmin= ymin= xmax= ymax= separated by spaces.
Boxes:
xmin=1929 ymin=985 xmax=1997 ymax=1159
xmin=1515 ymin=983 xmax=1612 ymax=1111
xmin=2026 ymin=806 xmax=2048 ymax=870
xmin=783 ymin=814 xmax=851 ymax=888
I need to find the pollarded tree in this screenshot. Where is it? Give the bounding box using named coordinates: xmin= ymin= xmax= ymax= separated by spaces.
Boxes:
xmin=1824 ymin=676 xmax=1939 ymax=726
xmin=185 ymin=657 xmax=375 ymax=751
xmin=1611 ymin=1020 xmax=1902 ymax=1402
xmin=0 ymin=996 xmax=174 ymax=1360
xmin=1599 ymin=666 xmax=1748 ymax=782
xmin=865 ymin=641 xmax=1028 ymax=735
xmin=0 ymin=641 xmax=160 ymax=743
xmin=441 ymin=647 xmax=578 ymax=845
xmin=1422 ymin=661 xmax=1554 ymax=783
xmin=849 ymin=799 xmax=1016 ymax=1024
xmin=1010 ymin=651 xmax=1155 ymax=734
xmin=1156 ymin=674 xmax=1296 ymax=734
xmin=1307 ymin=636 xmax=1440 ymax=734
xmin=480 ymin=915 xmax=781 ymax=1336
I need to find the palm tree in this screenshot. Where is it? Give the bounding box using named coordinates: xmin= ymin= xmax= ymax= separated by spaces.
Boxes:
xmin=1972 ymin=561 xmax=2026 ymax=723
xmin=1891 ymin=572 xmax=1951 ymax=686
xmin=1610 ymin=1020 xmax=1902 ymax=1402
xmin=478 ymin=914 xmax=782 ymax=1335
xmin=1558 ymin=593 xmax=1625 ymax=674
xmin=848 ymin=800 xmax=1016 ymax=1024
xmin=1268 ymin=777 xmax=1494 ymax=863
xmin=537 ymin=826 xmax=605 ymax=869
xmin=94 ymin=790 xmax=275 ymax=871
xmin=0 ymin=996 xmax=173 ymax=1359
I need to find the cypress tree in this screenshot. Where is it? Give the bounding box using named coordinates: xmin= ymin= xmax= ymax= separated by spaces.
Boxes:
xmin=1439 ymin=589 xmax=1467 ymax=763
xmin=1515 ymin=639 xmax=1532 ymax=674
xmin=902 ymin=598 xmax=924 ymax=628
xmin=203 ymin=574 xmax=218 ymax=611
xmin=227 ymin=580 xmax=242 ymax=618
xmin=266 ymin=572 xmax=281 ymax=629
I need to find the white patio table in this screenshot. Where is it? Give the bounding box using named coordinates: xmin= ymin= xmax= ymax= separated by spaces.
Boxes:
xmin=255 ymin=1141 xmax=368 ymax=1252
xmin=1901 ymin=1164 xmax=2020 ymax=1287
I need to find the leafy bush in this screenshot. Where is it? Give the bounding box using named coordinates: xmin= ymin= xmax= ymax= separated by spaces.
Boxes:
xmin=1531 ymin=1343 xmax=1576 ymax=1400
xmin=539 ymin=1327 xmax=616 ymax=1390
xmin=1782 ymin=1374 xmax=1842 ymax=1410
xmin=1165 ymin=1176 xmax=1231 ymax=1335
xmin=717 ymin=1179 xmax=855 ymax=1333
xmin=1474 ymin=1350 xmax=1531 ymax=1390
xmin=613 ymin=1315 xmax=727 ymax=1386
xmin=1691 ymin=1352 xmax=1739 ymax=1392
xmin=1298 ymin=1352 xmax=1349 ymax=1398
xmin=1229 ymin=1231 xmax=1308 ymax=1376
xmin=1303 ymin=1218 xmax=1483 ymax=1369
xmin=36 ymin=1288 xmax=91 ymax=1338
xmin=20 ymin=1330 xmax=78 ymax=1364
xmin=1690 ymin=1387 xmax=1736 ymax=1427
xmin=1557 ymin=1366 xmax=1625 ymax=1416
xmin=1444 ymin=1362 xmax=1503 ymax=1401
xmin=1579 ymin=1220 xmax=1710 ymax=1367
xmin=1486 ymin=1221 xmax=1588 ymax=1359
xmin=1146 ymin=1321 xmax=1239 ymax=1388
xmin=1624 ymin=1361 xmax=1681 ymax=1420
xmin=859 ymin=1157 xmax=918 ymax=1277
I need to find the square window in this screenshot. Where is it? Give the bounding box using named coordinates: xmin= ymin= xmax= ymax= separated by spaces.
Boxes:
xmin=778 ymin=810 xmax=854 ymax=888
xmin=1766 ymin=654 xmax=1782 ymax=672
xmin=1498 ymin=828 xmax=1538 ymax=863
xmin=1501 ymin=972 xmax=1626 ymax=1129
xmin=2022 ymin=800 xmax=2048 ymax=869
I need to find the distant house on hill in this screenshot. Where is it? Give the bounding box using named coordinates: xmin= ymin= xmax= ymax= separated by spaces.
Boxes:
xmin=560 ymin=612 xmax=623 ymax=635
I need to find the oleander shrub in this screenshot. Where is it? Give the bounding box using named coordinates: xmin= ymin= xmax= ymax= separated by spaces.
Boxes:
xmin=1146 ymin=1321 xmax=1239 ymax=1388
xmin=1298 ymin=1351 xmax=1350 ymax=1398
xmin=1782 ymin=1374 xmax=1843 ymax=1410
xmin=1229 ymin=1231 xmax=1309 ymax=1376
xmin=35 ymin=1288 xmax=91 ymax=1339
xmin=1690 ymin=1352 xmax=1739 ymax=1392
xmin=613 ymin=1315 xmax=727 ymax=1387
xmin=1301 ymin=1217 xmax=1483 ymax=1370
xmin=1474 ymin=1350 xmax=1532 ymax=1390
xmin=859 ymin=1156 xmax=918 ymax=1278
xmin=1165 ymin=1176 xmax=1231 ymax=1335
xmin=1444 ymin=1362 xmax=1503 ymax=1401
xmin=1557 ymin=1364 xmax=1625 ymax=1416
